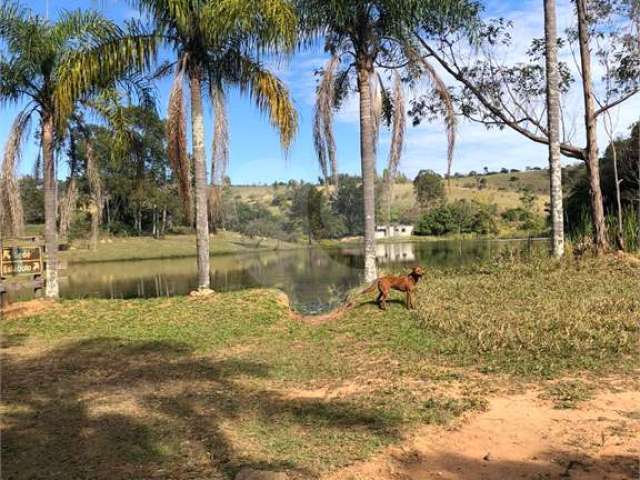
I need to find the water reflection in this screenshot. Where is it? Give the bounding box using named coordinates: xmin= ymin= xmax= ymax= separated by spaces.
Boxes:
xmin=51 ymin=239 xmax=549 ymax=314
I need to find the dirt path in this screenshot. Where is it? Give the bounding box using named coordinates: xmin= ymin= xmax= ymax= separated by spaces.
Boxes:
xmin=323 ymin=390 xmax=639 ymax=480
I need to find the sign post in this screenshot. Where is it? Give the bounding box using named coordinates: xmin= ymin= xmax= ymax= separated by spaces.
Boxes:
xmin=0 ymin=237 xmax=45 ymax=308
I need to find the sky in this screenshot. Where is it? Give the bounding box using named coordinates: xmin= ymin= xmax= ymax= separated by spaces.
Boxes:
xmin=1 ymin=0 xmax=638 ymax=185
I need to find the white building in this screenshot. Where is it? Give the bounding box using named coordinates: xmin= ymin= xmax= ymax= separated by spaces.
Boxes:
xmin=375 ymin=224 xmax=414 ymax=239
xmin=376 ymin=242 xmax=416 ymax=263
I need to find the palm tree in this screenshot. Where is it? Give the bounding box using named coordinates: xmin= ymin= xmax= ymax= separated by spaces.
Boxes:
xmin=298 ymin=0 xmax=469 ymax=282
xmin=135 ymin=0 xmax=298 ymax=291
xmin=0 ymin=3 xmax=156 ymax=297
xmin=543 ymin=0 xmax=565 ymax=258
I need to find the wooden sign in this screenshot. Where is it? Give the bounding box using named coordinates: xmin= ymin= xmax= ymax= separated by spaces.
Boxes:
xmin=1 ymin=244 xmax=43 ymax=277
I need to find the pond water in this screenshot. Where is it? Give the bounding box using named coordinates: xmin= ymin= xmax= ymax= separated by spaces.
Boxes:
xmin=52 ymin=238 xmax=549 ymax=314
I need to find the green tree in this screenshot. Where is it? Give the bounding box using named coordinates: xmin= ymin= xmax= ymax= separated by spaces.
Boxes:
xmin=297 ymin=0 xmax=474 ymax=281
xmin=136 ymin=0 xmax=298 ymax=290
xmin=0 ymin=3 xmax=155 ymax=297
xmin=413 ymin=169 xmax=445 ymax=208
xmin=411 ymin=0 xmax=639 ymax=253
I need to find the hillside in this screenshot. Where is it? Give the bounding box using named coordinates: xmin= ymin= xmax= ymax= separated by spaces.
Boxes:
xmin=230 ymin=169 xmax=550 ymax=216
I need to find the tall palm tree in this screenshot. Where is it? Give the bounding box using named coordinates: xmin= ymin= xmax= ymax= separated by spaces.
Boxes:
xmin=135 ymin=0 xmax=298 ymax=291
xmin=298 ymin=0 xmax=470 ymax=282
xmin=0 ymin=2 xmax=156 ymax=297
xmin=543 ymin=0 xmax=565 ymax=258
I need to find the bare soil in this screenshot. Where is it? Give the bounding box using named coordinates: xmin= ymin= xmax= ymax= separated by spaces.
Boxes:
xmin=0 ymin=299 xmax=56 ymax=319
xmin=323 ymin=389 xmax=640 ymax=480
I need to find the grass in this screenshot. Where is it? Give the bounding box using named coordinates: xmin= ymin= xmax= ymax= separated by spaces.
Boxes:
xmin=60 ymin=231 xmax=300 ymax=264
xmin=541 ymin=380 xmax=596 ymax=409
xmin=448 ymin=169 xmax=550 ymax=194
xmin=233 ymin=176 xmax=549 ymax=217
xmin=1 ymin=255 xmax=639 ymax=479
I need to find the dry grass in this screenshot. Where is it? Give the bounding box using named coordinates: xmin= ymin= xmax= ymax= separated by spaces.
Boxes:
xmin=1 ymin=256 xmax=638 ymax=479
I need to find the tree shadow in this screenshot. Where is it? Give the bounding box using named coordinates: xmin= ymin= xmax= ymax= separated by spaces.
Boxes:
xmin=403 ymin=450 xmax=640 ymax=480
xmin=2 ymin=336 xmax=400 ymax=479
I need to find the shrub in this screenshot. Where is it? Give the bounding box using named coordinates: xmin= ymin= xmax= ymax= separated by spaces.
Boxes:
xmin=414 ymin=200 xmax=498 ymax=236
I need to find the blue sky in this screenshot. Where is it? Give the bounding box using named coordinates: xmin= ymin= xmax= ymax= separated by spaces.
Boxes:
xmin=1 ymin=0 xmax=638 ymax=185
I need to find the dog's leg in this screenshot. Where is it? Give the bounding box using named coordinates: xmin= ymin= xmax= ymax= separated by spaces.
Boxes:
xmin=380 ymin=289 xmax=388 ymax=310
xmin=406 ymin=291 xmax=411 ymax=309
xmin=376 ymin=292 xmax=383 ymax=308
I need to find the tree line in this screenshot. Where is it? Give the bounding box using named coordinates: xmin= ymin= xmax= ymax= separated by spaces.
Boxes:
xmin=1 ymin=0 xmax=639 ymax=299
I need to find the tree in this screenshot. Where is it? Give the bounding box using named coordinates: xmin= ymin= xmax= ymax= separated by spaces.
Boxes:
xmin=410 ymin=0 xmax=639 ymax=253
xmin=0 ymin=3 xmax=155 ymax=297
xmin=544 ymin=0 xmax=565 ymax=257
xmin=413 ymin=169 xmax=445 ymax=208
xmin=297 ymin=0 xmax=475 ymax=282
xmin=566 ymin=122 xmax=640 ymax=249
xmin=136 ymin=0 xmax=298 ymax=291
xmin=332 ymin=175 xmax=366 ymax=236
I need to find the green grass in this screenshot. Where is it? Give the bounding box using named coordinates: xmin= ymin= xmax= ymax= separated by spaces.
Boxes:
xmin=2 ymin=256 xmax=639 ymax=479
xmin=541 ymin=380 xmax=596 ymax=409
xmin=60 ymin=231 xmax=301 ymax=264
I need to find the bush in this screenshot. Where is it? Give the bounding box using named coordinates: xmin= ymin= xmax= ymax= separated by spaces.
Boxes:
xmin=414 ymin=200 xmax=498 ymax=236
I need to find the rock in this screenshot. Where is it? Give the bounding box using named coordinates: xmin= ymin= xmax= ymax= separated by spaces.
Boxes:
xmin=483 ymin=452 xmax=492 ymax=461
xmin=234 ymin=467 xmax=289 ymax=480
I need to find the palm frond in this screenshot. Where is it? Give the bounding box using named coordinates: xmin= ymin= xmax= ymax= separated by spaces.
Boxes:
xmin=58 ymin=175 xmax=77 ymax=240
xmin=210 ymin=83 xmax=229 ymax=186
xmin=166 ymin=60 xmax=192 ymax=219
xmin=85 ymin=139 xmax=102 ymax=220
xmin=414 ymin=53 xmax=457 ymax=176
xmin=51 ymin=9 xmax=120 ymax=49
xmin=238 ymin=58 xmax=298 ymax=153
xmin=369 ymin=72 xmax=383 ymax=154
xmin=313 ymin=55 xmax=339 ymax=184
xmin=53 ymin=20 xmax=157 ymax=129
xmin=202 ymin=0 xmax=297 ymax=52
xmin=381 ymin=73 xmax=406 ymax=225
xmin=386 ymin=72 xmax=406 ymax=180
xmin=0 ymin=110 xmax=31 ymax=237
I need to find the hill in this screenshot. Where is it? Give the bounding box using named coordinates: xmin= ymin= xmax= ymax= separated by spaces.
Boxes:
xmin=230 ymin=169 xmax=551 ymax=216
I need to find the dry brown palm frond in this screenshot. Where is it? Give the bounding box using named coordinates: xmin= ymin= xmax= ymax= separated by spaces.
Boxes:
xmin=207 ymin=185 xmax=223 ymax=232
xmin=86 ymin=139 xmax=102 ymax=249
xmin=86 ymin=140 xmax=102 ymax=215
xmin=386 ymin=72 xmax=406 ymax=180
xmin=60 ymin=130 xmax=80 ymax=240
xmin=370 ymin=72 xmax=383 ymax=155
xmin=167 ymin=59 xmax=192 ymax=220
xmin=415 ymin=55 xmax=457 ymax=177
xmin=313 ymin=55 xmax=339 ymax=185
xmin=382 ymin=73 xmax=406 ymax=225
xmin=1 ymin=111 xmax=31 ymax=237
xmin=211 ymin=84 xmax=229 ymax=187
xmin=59 ymin=175 xmax=77 ymax=241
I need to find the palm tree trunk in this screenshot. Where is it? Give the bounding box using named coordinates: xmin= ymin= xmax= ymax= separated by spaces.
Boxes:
xmin=357 ymin=61 xmax=378 ymax=282
xmin=576 ymin=0 xmax=608 ymax=253
xmin=189 ymin=71 xmax=211 ymax=290
xmin=42 ymin=113 xmax=59 ymax=298
xmin=544 ymin=0 xmax=565 ymax=258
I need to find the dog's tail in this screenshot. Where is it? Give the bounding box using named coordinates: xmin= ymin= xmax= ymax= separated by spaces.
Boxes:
xmin=360 ymin=279 xmax=379 ymax=295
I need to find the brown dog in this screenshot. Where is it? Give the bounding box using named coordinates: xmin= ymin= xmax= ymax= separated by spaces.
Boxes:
xmin=362 ymin=266 xmax=425 ymax=310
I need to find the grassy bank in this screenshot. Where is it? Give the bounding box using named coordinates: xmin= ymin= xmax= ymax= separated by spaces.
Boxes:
xmin=1 ymin=256 xmax=638 ymax=479
xmin=60 ymin=231 xmax=301 ymax=264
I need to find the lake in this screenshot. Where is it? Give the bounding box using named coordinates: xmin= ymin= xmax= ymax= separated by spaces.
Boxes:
xmin=53 ymin=238 xmax=549 ymax=314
